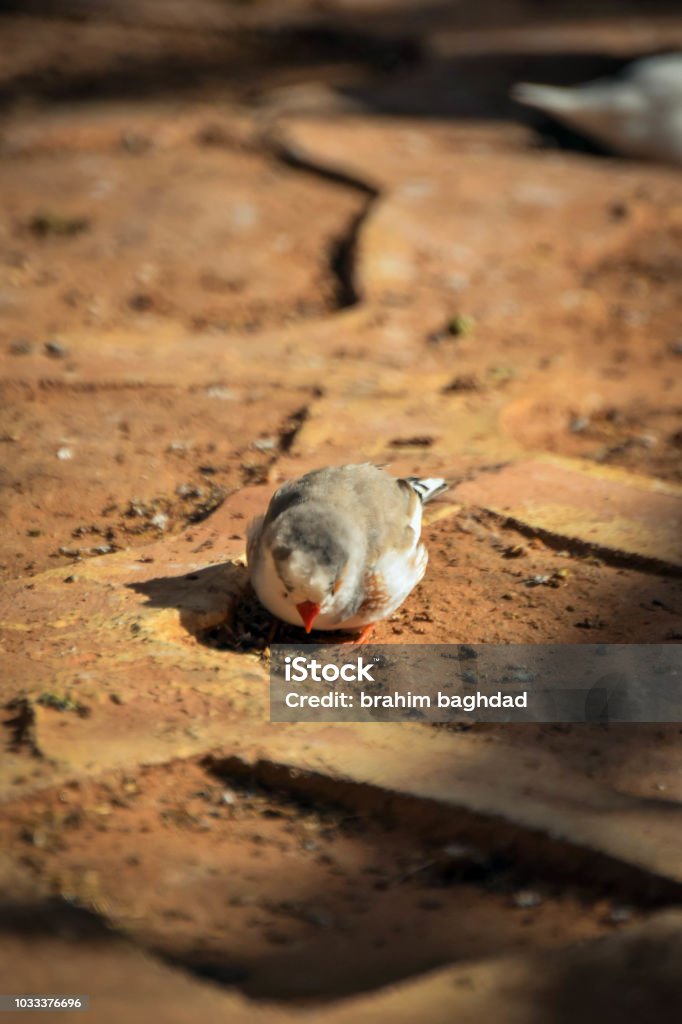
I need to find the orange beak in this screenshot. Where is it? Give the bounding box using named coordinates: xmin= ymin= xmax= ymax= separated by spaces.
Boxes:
xmin=296 ymin=600 xmax=321 ymax=634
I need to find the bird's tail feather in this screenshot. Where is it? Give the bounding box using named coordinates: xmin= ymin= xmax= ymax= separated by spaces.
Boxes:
xmin=404 ymin=477 xmax=448 ymax=504
xmin=511 ymin=82 xmax=580 ymax=115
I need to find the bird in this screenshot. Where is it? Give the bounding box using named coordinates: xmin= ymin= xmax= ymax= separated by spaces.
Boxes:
xmin=511 ymin=53 xmax=682 ymax=164
xmin=247 ymin=464 xmax=447 ymax=637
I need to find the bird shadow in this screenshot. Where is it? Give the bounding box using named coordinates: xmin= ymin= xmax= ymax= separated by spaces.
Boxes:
xmin=127 ymin=562 xmax=255 ymax=649
xmin=127 ymin=562 xmax=350 ymax=655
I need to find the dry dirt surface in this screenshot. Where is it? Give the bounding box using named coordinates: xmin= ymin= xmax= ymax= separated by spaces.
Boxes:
xmin=1 ymin=3 xmax=682 ymax=1022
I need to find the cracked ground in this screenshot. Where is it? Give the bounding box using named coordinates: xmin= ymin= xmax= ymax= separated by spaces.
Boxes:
xmin=1 ymin=2 xmax=682 ymax=1022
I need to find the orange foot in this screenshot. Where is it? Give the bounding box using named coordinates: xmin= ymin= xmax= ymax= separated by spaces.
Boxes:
xmin=354 ymin=623 xmax=376 ymax=645
xmin=356 ymin=618 xmax=376 ymax=643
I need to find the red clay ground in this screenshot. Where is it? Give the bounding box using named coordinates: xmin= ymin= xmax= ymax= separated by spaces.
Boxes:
xmin=1 ymin=3 xmax=681 ymax=1021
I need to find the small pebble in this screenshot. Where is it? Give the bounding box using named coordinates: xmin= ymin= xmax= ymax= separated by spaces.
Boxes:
xmin=205 ymin=387 xmax=237 ymax=400
xmin=504 ymin=666 xmax=536 ymax=683
xmin=9 ymin=339 xmax=32 ymax=355
xmin=419 ymin=897 xmax=445 ymax=911
xmin=128 ymin=293 xmax=153 ymax=312
xmin=45 ymin=340 xmax=67 ymax=358
xmin=305 ymin=908 xmax=335 ymax=929
xmin=56 ymin=447 xmax=73 ymax=460
xmin=253 ymin=437 xmax=277 ymax=452
xmin=504 ymin=544 xmax=527 ymax=558
xmin=121 ymin=131 xmax=153 ymax=154
xmin=513 ymin=890 xmax=543 ymax=909
xmin=176 ymin=484 xmax=203 ymax=499
xmin=441 ymin=842 xmax=480 ymax=861
xmin=523 ymin=575 xmax=550 ymax=587
xmin=607 ymin=905 xmax=633 ymax=924
xmin=635 ymin=433 xmax=657 ymax=448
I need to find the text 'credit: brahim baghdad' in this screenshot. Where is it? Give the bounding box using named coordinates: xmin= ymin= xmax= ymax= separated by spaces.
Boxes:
xmin=270 ymin=644 xmax=682 ymax=724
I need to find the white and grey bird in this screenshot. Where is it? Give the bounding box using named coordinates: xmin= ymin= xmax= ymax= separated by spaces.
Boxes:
xmin=512 ymin=53 xmax=682 ymax=164
xmin=247 ymin=464 xmax=447 ymax=636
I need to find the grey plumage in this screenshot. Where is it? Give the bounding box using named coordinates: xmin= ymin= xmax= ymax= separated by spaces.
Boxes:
xmin=259 ymin=465 xmax=431 ymax=565
xmin=246 ymin=464 xmax=447 ymax=631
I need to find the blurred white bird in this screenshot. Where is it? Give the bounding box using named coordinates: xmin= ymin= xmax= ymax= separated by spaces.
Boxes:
xmin=512 ymin=53 xmax=682 ymax=164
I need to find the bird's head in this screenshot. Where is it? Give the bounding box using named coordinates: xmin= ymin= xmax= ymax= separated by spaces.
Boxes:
xmin=268 ymin=504 xmax=356 ymax=632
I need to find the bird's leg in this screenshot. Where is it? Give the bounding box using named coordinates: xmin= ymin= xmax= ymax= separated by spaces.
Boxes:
xmin=355 ymin=623 xmax=375 ymax=645
xmin=336 ymin=623 xmax=375 ymax=646
xmin=265 ymin=617 xmax=283 ymax=649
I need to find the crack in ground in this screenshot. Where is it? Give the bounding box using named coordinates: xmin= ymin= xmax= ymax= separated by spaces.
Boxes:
xmin=263 ymin=129 xmax=379 ymax=309
xmin=482 ymin=510 xmax=682 ymax=580
xmin=240 ymin=401 xmax=315 ymax=488
xmin=277 ymin=403 xmax=311 ymax=455
xmin=192 ymin=124 xmax=379 ymax=312
xmin=2 ymin=380 xmax=180 ymax=394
